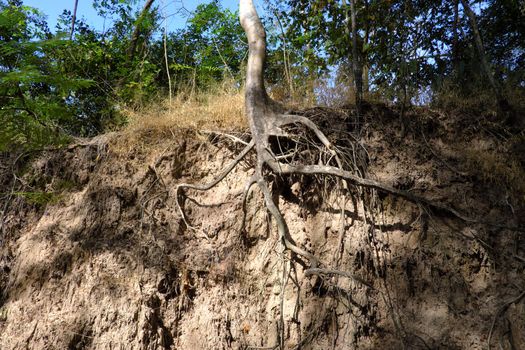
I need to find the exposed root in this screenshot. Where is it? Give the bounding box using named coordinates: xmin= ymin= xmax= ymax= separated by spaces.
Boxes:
xmin=266 ymin=162 xmax=524 ymax=232
xmin=174 ymin=102 xmax=525 ymax=346
xmin=488 ymin=289 xmax=525 ymax=350
xmin=277 ymin=114 xmax=335 ymax=151
xmin=304 ymin=268 xmax=375 ymax=290
xmin=256 ymin=178 xmax=319 ymax=269
xmin=240 ymin=175 xmax=257 ymax=234
xmin=177 ymin=140 xmax=255 ymax=194
xmin=175 ymin=140 xmax=254 ymax=229
xmin=176 ymin=104 xmax=523 ymax=264
xmin=201 ymin=129 xmax=250 ymax=146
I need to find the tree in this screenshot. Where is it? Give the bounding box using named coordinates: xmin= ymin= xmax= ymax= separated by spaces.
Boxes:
xmin=0 ymin=1 xmax=93 ymax=151
xmin=452 ymin=0 xmax=460 ymax=74
xmin=70 ymin=0 xmax=78 ymax=40
xmin=0 ymin=0 xmax=165 ymax=150
xmin=87 ymin=0 xmax=161 ymax=105
xmin=152 ymin=2 xmax=246 ymax=92
xmin=460 ymin=0 xmax=507 ymax=110
xmin=178 ymin=0 xmax=494 ymax=323
xmin=128 ymin=0 xmax=155 ymax=61
xmin=345 ymin=0 xmax=363 ymax=113
xmin=173 ymin=1 xmax=518 ymax=348
xmin=184 ymin=1 xmax=245 ymax=80
xmin=276 ymin=0 xmax=444 ymax=108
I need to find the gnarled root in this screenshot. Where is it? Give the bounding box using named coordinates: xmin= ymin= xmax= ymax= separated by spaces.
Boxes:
xmin=175 ymin=140 xmax=254 ymax=230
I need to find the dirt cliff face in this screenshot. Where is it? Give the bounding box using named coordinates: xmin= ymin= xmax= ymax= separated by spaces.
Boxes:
xmin=0 ymin=106 xmax=524 ymax=349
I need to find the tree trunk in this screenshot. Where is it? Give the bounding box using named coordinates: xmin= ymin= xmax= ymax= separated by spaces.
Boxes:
xmin=70 ymin=0 xmax=79 ymax=40
xmin=362 ymin=0 xmax=370 ymax=95
xmin=342 ymin=0 xmax=363 ymax=114
xmin=163 ymin=12 xmax=172 ymax=106
xmin=350 ymin=0 xmax=363 ymax=113
xmin=452 ymin=0 xmax=460 ymax=75
xmin=239 ymin=0 xmax=323 ymax=264
xmin=459 ymin=0 xmax=501 ymax=100
xmin=240 ymin=0 xmax=269 ymax=137
xmin=274 ymin=9 xmax=294 ymax=98
xmin=239 ymin=0 xmax=284 ymax=143
xmin=460 ymin=0 xmax=518 ymax=124
xmin=128 ymin=0 xmax=155 ymax=61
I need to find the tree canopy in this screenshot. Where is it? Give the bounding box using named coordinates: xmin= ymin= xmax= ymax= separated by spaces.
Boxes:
xmin=0 ymin=0 xmax=523 ymax=151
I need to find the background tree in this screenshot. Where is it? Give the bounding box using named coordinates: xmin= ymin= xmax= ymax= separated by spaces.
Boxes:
xmin=460 ymin=0 xmax=506 ymax=110
xmin=161 ymin=1 xmax=246 ymax=89
xmin=128 ymin=0 xmax=155 ymax=61
xmin=1 ymin=0 xmax=523 ymax=152
xmin=269 ymin=0 xmax=523 ymax=116
xmin=69 ymin=0 xmax=78 ymax=39
xmin=0 ymin=0 xmax=93 ymax=150
xmin=346 ymin=0 xmax=363 ymax=113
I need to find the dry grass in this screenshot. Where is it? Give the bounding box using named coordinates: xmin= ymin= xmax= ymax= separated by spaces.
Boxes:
xmin=433 ymin=80 xmax=525 ymax=117
xmin=434 ymin=87 xmax=498 ymax=115
xmin=124 ymin=88 xmax=247 ymax=134
xmin=109 ymin=87 xmax=247 ymax=159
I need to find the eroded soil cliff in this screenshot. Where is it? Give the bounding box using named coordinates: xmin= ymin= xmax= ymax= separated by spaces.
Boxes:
xmin=0 ymin=105 xmax=524 ymax=349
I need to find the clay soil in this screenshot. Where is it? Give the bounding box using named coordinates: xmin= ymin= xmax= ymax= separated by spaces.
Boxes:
xmin=0 ymin=104 xmax=524 ymax=349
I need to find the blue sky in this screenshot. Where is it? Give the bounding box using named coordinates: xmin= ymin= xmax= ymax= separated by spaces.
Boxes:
xmin=22 ymin=0 xmax=240 ymax=33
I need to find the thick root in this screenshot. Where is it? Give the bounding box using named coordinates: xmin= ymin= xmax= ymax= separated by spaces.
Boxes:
xmin=267 ymin=161 xmax=523 ymax=232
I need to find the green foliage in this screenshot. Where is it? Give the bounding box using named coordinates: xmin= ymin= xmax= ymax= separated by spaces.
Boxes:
xmin=1 ymin=0 xmax=522 ymax=151
xmin=0 ymin=1 xmax=94 ymax=151
xmin=0 ymin=0 xmax=249 ymax=152
xmin=58 ymin=0 xmax=160 ymax=109
xmin=270 ymin=0 xmax=524 ymax=106
xmin=154 ymin=1 xmax=246 ymax=90
xmin=0 ymin=0 xmax=254 ymax=151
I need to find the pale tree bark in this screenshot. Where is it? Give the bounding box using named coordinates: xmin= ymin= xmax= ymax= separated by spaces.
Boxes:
xmin=274 ymin=9 xmax=294 ymax=97
xmin=70 ymin=0 xmax=79 ymax=40
xmin=362 ymin=0 xmax=370 ymax=94
xmin=128 ymin=0 xmax=156 ymax=61
xmin=163 ymin=9 xmax=172 ymax=106
xmin=239 ymin=0 xmax=320 ymax=274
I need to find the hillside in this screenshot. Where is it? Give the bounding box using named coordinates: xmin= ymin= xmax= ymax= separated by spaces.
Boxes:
xmin=0 ymin=103 xmax=524 ymax=349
